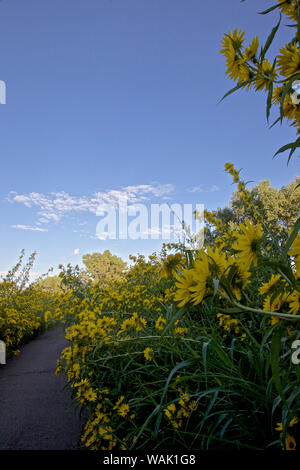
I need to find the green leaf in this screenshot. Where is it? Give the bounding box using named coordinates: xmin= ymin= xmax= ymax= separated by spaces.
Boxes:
xmin=218 ymin=307 xmax=244 ymax=314
xmin=218 ymin=80 xmax=253 ymax=104
xmin=261 ymin=259 xmax=298 ymax=288
xmin=270 ymin=325 xmax=289 ymax=410
xmin=270 ymin=326 xmax=284 ymax=396
xmin=287 ymin=144 xmax=298 ymax=165
xmin=132 ymin=404 xmax=161 ymax=449
xmin=269 ymin=116 xmax=281 ymax=129
xmin=212 ymin=278 xmax=219 ymax=297
xmin=282 ymin=217 xmax=300 ymax=257
xmin=153 ymin=360 xmax=191 ymax=437
xmin=226 ymin=263 xmax=238 ymax=285
xmin=202 ymin=340 xmax=211 ymax=388
xmin=261 ymin=16 xmax=281 ymax=60
xmin=259 ymin=1 xmax=289 ymax=15
xmin=218 ymin=275 xmax=236 ymax=302
xmin=273 ymin=137 xmax=300 ymax=163
xmin=210 ymin=336 xmax=236 ymax=369
xmin=163 ymin=306 xmax=185 ymax=335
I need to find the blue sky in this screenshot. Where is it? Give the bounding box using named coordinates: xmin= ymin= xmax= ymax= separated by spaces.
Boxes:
xmin=0 ymin=0 xmax=298 ymax=276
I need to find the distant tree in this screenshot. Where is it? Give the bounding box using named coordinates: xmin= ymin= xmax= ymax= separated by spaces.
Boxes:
xmin=35 ymin=275 xmax=63 ymax=294
xmin=230 ymin=178 xmax=300 ymax=230
xmin=205 ymin=177 xmax=300 ymax=247
xmin=0 ymin=249 xmax=36 ymax=293
xmin=82 ymin=250 xmax=127 ymax=287
xmin=58 ymin=263 xmax=89 ymax=299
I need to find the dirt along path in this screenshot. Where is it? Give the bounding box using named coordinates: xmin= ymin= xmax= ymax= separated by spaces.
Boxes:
xmin=0 ymin=326 xmax=86 ymax=450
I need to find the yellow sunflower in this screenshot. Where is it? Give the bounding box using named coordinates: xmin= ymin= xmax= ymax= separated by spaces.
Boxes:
xmin=272 ymin=85 xmax=284 ymax=105
xmin=207 ymin=245 xmax=227 ymax=276
xmin=283 ymin=94 xmax=297 ymax=120
xmin=289 ymin=290 xmax=300 ymax=315
xmin=220 ymin=29 xmax=248 ymax=82
xmin=263 ymin=292 xmax=291 ymax=325
xmin=174 ymin=269 xmax=194 ymax=307
xmin=190 ymin=253 xmax=210 ymax=305
xmin=243 ymin=36 xmax=259 ymax=61
xmin=233 ymin=219 xmax=263 ymax=268
xmin=228 ymin=261 xmax=251 ymax=300
xmin=144 ymin=347 xmax=154 ymax=361
xmin=220 ymin=29 xmax=245 ymax=57
xmin=277 ymin=43 xmax=300 ymax=77
xmin=255 ymin=59 xmax=277 ymax=91
xmin=159 ymin=253 xmax=184 ymax=280
xmin=259 ymin=274 xmax=281 ymax=296
xmin=155 ymin=315 xmax=167 ymax=331
xmin=277 ymin=0 xmax=298 ymax=22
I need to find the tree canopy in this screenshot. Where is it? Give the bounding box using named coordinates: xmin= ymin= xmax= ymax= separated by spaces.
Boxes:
xmin=35 ymin=275 xmax=63 ymax=294
xmin=205 ymin=176 xmax=300 ymax=247
xmin=82 ymin=250 xmax=127 ymax=287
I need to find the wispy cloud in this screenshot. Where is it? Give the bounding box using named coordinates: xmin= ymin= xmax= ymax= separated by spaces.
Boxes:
xmin=11 ymin=224 xmax=48 ymax=232
xmin=209 ymin=185 xmax=220 ymax=192
xmin=188 ymin=185 xmax=220 ymax=193
xmin=188 ymin=185 xmax=204 ymax=193
xmin=8 ymin=184 xmax=175 ymax=231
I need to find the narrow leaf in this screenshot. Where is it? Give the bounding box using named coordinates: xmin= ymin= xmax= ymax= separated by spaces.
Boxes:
xmin=218 ymin=80 xmax=253 ymax=104
xmin=259 ymin=1 xmax=289 ymax=15
xmin=283 ymin=217 xmax=300 ymax=257
xmin=261 ymin=16 xmax=281 ymax=59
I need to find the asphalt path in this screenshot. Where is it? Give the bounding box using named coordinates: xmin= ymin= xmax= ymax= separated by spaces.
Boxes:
xmin=0 ymin=326 xmax=86 ymax=450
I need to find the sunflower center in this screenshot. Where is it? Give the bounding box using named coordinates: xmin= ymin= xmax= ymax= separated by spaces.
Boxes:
xmin=251 ymin=237 xmax=260 ymax=253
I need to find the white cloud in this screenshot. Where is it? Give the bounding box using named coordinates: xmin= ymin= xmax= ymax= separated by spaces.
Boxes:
xmin=11 ymin=224 xmax=48 ymax=232
xmin=7 ymin=184 xmax=175 ymax=231
xmin=74 ymin=248 xmax=80 ymax=255
xmin=187 ymin=185 xmax=220 ymax=193
xmin=189 ymin=185 xmax=204 ymax=193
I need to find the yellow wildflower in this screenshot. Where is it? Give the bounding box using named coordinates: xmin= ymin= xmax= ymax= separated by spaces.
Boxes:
xmin=155 ymin=315 xmax=167 ymax=331
xmin=144 ymin=347 xmax=154 ymax=361
xmin=277 ymin=43 xmax=300 ymax=78
xmin=233 ymin=219 xmax=263 ymax=268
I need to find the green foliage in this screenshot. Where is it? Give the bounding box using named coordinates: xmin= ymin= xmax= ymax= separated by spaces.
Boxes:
xmin=35 ymin=275 xmax=63 ymax=295
xmin=220 ymin=0 xmax=300 ymax=162
xmin=0 ymin=251 xmax=62 ymax=354
xmin=82 ymin=250 xmax=127 ymax=287
xmin=205 ymin=177 xmax=300 ymax=247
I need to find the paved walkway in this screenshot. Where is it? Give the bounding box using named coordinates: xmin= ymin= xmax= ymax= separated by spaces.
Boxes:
xmin=0 ymin=326 xmax=86 ymax=450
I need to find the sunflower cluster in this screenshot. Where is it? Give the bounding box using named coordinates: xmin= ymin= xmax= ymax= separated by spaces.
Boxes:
xmin=173 ymin=164 xmax=299 ymax=330
xmin=220 ymin=29 xmax=273 ymax=90
xmin=56 ymin=253 xmax=191 ymax=450
xmin=52 ymin=157 xmax=299 ymax=451
xmin=0 ymin=281 xmax=60 ymax=355
xmin=220 ymin=5 xmax=300 ymax=136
